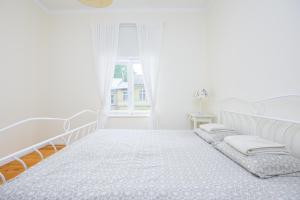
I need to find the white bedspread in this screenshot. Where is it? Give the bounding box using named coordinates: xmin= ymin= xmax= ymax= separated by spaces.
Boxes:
xmin=0 ymin=130 xmax=299 ymax=200
xmin=224 ymin=135 xmax=289 ymax=156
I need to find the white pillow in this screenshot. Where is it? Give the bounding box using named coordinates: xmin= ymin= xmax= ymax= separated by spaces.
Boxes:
xmin=224 ymin=135 xmax=288 ymax=156
xmin=194 ymin=129 xmax=238 ymax=144
xmin=215 ymin=142 xmax=300 ymax=178
xmin=200 ymin=123 xmax=236 ymax=133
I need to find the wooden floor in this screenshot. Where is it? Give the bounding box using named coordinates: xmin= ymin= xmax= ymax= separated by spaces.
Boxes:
xmin=0 ymin=144 xmax=65 ymax=185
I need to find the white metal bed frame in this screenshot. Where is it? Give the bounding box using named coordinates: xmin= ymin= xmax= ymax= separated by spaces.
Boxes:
xmin=0 ymin=109 xmax=100 ymax=184
xmin=1 ymin=95 xmax=299 ymax=184
xmin=219 ymin=95 xmax=300 ymax=158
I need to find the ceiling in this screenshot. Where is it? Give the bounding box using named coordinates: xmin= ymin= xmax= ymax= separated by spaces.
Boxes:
xmin=36 ymin=0 xmax=209 ymax=12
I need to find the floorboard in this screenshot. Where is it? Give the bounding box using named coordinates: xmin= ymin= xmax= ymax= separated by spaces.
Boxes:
xmin=0 ymin=144 xmax=65 ymax=185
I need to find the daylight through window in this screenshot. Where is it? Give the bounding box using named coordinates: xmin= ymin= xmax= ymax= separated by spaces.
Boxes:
xmin=110 ymin=24 xmax=150 ymax=113
xmin=110 ymin=62 xmax=150 ymax=112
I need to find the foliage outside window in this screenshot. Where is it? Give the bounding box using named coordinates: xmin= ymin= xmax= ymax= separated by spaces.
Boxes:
xmin=110 ymin=62 xmax=151 ymax=113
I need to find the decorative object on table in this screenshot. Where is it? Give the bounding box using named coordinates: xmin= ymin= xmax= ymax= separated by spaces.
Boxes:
xmin=79 ymin=0 xmax=113 ymax=8
xmin=193 ymin=88 xmax=208 ymax=114
xmin=194 ymin=89 xmax=208 ymax=99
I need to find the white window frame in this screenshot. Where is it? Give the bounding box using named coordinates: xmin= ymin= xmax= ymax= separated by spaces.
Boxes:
xmin=122 ymin=90 xmax=128 ymax=102
xmin=111 ymin=91 xmax=117 ymax=105
xmin=139 ymin=88 xmax=146 ymax=102
xmin=109 ymin=57 xmax=150 ymax=117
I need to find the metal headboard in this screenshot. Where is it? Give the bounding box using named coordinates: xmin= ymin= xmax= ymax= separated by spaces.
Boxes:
xmin=219 ymin=95 xmax=300 ymax=158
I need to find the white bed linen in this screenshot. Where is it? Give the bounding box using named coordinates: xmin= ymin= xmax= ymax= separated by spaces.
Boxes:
xmin=194 ymin=128 xmax=237 ymax=144
xmin=224 ymin=135 xmax=288 ymax=156
xmin=200 ymin=123 xmax=235 ymax=133
xmin=0 ymin=130 xmax=299 ymax=200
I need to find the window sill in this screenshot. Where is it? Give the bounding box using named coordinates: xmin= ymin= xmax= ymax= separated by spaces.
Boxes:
xmin=108 ymin=111 xmax=151 ymax=118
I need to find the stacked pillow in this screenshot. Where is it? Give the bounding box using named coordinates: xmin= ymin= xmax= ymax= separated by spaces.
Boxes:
xmin=194 ymin=123 xmax=239 ymax=144
xmin=215 ymin=135 xmax=300 ymax=178
xmin=199 ymin=123 xmax=236 ymax=133
xmin=224 ymin=135 xmax=289 ymax=155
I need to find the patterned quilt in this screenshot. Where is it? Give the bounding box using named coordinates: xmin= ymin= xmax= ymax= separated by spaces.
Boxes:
xmin=0 ymin=129 xmax=300 ymax=200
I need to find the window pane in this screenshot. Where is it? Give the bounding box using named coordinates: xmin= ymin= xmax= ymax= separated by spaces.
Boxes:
xmin=111 ymin=64 xmax=129 ymax=110
xmin=133 ymin=64 xmax=151 ymax=110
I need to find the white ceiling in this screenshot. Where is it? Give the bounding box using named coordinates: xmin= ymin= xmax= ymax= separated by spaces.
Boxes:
xmin=36 ymin=0 xmax=209 ymax=12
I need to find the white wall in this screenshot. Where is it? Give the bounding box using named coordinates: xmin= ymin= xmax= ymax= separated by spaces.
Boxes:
xmin=0 ymin=0 xmax=50 ymax=157
xmin=46 ymin=12 xmax=209 ymax=129
xmin=0 ymin=0 xmax=50 ymax=126
xmin=206 ymin=0 xmax=300 ymax=113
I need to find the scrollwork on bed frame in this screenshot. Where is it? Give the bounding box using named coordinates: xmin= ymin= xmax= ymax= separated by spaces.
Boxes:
xmin=0 ymin=109 xmax=100 ymax=185
xmin=220 ymin=95 xmax=300 ymax=159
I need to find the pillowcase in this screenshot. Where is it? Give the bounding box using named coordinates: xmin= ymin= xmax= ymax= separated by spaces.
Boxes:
xmin=194 ymin=129 xmax=238 ymax=144
xmin=224 ymin=135 xmax=288 ymax=156
xmin=200 ymin=123 xmax=236 ymax=133
xmin=215 ymin=142 xmax=300 ymax=178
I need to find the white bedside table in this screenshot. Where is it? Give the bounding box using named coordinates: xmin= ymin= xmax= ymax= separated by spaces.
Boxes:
xmin=188 ymin=113 xmax=215 ymax=129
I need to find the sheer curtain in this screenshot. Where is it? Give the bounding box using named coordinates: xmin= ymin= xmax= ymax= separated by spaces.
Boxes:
xmin=137 ymin=24 xmax=163 ymax=129
xmin=92 ymin=24 xmax=119 ymax=128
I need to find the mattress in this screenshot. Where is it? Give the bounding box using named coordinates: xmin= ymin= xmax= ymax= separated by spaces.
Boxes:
xmin=0 ymin=129 xmax=299 ymax=200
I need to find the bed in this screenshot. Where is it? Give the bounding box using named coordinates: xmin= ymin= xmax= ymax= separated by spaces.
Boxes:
xmin=0 ymin=129 xmax=299 ymax=200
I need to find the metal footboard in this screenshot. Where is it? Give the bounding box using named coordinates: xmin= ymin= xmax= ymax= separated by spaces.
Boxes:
xmin=0 ymin=109 xmax=100 ymax=184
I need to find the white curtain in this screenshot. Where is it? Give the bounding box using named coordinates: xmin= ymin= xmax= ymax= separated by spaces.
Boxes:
xmin=92 ymin=24 xmax=119 ymax=128
xmin=137 ymin=24 xmax=163 ymax=129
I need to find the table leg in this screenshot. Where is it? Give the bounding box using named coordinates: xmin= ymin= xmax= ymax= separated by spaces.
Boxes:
xmin=193 ymin=120 xmax=197 ymax=129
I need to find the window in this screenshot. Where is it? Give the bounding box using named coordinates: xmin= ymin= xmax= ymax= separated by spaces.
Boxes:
xmin=111 ymin=64 xmax=128 ymax=111
xmin=133 ymin=64 xmax=150 ymax=111
xmin=110 ymin=24 xmax=151 ymax=114
xmin=110 ymin=61 xmax=151 ymax=113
